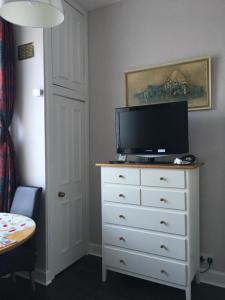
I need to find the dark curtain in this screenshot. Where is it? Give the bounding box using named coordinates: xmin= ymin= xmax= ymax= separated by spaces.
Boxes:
xmin=0 ymin=18 xmax=16 ymax=212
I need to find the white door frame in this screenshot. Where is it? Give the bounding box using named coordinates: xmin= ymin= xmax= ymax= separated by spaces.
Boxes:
xmin=43 ymin=0 xmax=89 ymax=284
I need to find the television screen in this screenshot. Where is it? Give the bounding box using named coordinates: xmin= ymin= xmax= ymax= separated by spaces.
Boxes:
xmin=115 ymin=101 xmax=189 ymax=155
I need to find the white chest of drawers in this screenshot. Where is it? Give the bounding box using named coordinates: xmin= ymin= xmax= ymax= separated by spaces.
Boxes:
xmin=98 ymin=163 xmax=201 ymax=300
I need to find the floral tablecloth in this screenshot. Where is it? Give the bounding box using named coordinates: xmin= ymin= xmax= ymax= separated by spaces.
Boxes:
xmin=0 ymin=213 xmax=35 ymax=249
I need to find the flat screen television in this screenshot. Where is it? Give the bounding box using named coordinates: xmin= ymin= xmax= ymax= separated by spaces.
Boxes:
xmin=115 ymin=101 xmax=189 ymax=156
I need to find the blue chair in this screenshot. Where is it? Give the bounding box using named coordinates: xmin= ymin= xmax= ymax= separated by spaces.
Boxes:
xmin=10 ymin=186 xmax=41 ymax=222
xmin=0 ymin=186 xmax=42 ymax=289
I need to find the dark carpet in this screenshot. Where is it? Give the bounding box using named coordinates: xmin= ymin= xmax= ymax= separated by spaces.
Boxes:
xmin=0 ymin=255 xmax=224 ymax=300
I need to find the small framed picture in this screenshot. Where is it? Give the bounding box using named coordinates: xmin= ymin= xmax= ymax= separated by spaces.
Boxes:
xmin=125 ymin=56 xmax=211 ymax=111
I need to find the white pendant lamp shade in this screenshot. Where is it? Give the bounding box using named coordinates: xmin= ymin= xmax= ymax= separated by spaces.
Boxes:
xmin=0 ymin=0 xmax=64 ymax=28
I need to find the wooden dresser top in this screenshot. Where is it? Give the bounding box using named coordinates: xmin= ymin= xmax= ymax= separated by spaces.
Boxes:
xmin=96 ymin=162 xmax=203 ymax=169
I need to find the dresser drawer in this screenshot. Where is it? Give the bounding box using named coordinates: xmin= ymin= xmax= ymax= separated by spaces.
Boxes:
xmin=104 ymin=246 xmax=187 ymax=286
xmin=103 ymin=225 xmax=187 ymax=260
xmin=103 ymin=185 xmax=140 ymax=205
xmin=141 ymin=169 xmax=185 ymax=188
xmin=141 ymin=188 xmax=186 ymax=210
xmin=102 ymin=168 xmax=140 ymax=185
xmin=103 ymin=204 xmax=186 ymax=235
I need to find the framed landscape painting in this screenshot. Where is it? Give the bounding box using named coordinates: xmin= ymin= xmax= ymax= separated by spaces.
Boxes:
xmin=125 ymin=57 xmax=211 ymax=111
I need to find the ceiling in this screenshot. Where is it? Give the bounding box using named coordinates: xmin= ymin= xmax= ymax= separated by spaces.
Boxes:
xmin=77 ymin=0 xmax=122 ymax=11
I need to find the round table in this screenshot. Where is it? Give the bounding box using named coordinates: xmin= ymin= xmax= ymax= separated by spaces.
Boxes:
xmin=0 ymin=213 xmax=36 ymax=255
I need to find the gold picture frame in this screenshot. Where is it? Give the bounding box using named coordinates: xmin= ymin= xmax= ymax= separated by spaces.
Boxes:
xmin=125 ymin=56 xmax=211 ymax=111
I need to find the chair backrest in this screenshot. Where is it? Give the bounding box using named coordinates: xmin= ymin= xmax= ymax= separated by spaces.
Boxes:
xmin=10 ymin=186 xmax=42 ymax=222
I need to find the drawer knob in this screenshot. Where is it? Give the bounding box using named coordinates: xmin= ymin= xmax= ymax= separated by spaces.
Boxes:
xmin=160 ymin=177 xmax=166 ymax=181
xmin=160 ymin=220 xmax=167 ymax=225
xmin=118 ymin=175 xmax=125 ymax=178
xmin=119 ymin=259 xmax=126 ymax=265
xmin=119 ymin=215 xmax=125 ymax=219
xmin=119 ymin=194 xmax=125 ymax=198
xmin=119 ymin=236 xmax=126 ymax=241
xmin=160 ymin=198 xmax=166 ymax=202
xmin=160 ymin=269 xmax=167 ymax=275
xmin=160 ymin=244 xmax=167 ymax=250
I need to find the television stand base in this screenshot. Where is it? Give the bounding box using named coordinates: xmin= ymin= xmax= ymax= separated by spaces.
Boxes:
xmin=109 ymin=160 xmax=174 ymax=165
xmin=137 ymin=156 xmax=174 ymax=164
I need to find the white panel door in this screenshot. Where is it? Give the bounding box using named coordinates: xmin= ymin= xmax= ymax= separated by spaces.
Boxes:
xmin=51 ymin=2 xmax=70 ymax=86
xmin=52 ymin=1 xmax=85 ymax=98
xmin=51 ymin=95 xmax=86 ymax=275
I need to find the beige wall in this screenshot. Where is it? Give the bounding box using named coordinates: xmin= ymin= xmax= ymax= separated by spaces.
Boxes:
xmin=12 ymin=26 xmax=46 ymax=271
xmin=88 ymin=0 xmax=225 ymax=272
xmin=12 ymin=27 xmax=45 ymax=188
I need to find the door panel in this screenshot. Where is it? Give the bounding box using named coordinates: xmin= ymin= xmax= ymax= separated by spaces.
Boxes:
xmin=52 ymin=1 xmax=85 ymax=97
xmin=52 ymin=95 xmax=86 ymax=275
xmin=70 ymin=9 xmax=83 ymax=85
xmin=71 ymin=107 xmax=82 ymax=183
xmin=57 ymin=103 xmax=70 ymax=185
xmin=71 ymin=195 xmax=82 ymax=248
xmin=52 ymin=3 xmax=70 ymax=83
xmin=61 ymin=198 xmax=70 ymax=254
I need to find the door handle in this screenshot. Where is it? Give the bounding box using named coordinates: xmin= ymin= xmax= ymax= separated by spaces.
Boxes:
xmin=58 ymin=191 xmax=66 ymax=198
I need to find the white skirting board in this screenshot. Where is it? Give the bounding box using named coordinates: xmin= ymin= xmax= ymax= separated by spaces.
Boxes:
xmin=34 ymin=269 xmax=53 ymax=286
xmin=88 ymin=243 xmax=102 ymax=257
xmin=17 ymin=269 xmax=53 ymax=286
xmin=88 ymin=243 xmax=225 ymax=289
xmin=200 ymin=269 xmax=225 ymax=288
